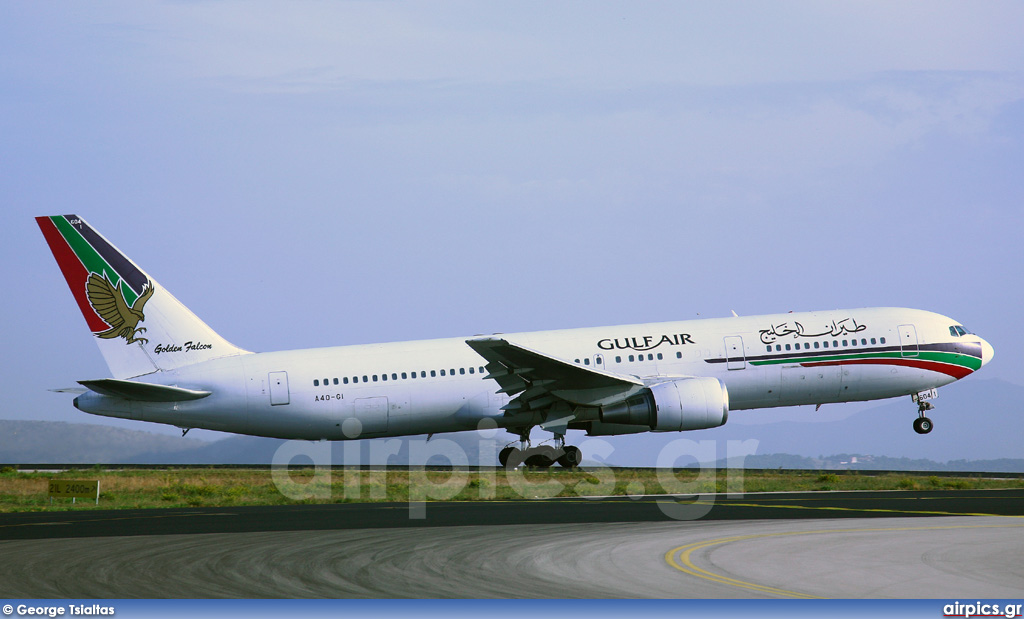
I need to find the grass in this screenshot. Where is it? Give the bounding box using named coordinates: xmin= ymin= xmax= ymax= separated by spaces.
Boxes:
xmin=0 ymin=467 xmax=1020 ymax=513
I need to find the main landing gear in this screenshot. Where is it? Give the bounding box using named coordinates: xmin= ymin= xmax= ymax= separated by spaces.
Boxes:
xmin=913 ymin=389 xmax=936 ymax=434
xmin=498 ymin=430 xmax=582 ymax=469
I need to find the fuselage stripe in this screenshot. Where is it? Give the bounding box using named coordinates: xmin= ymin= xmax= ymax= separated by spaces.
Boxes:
xmin=801 ymin=358 xmax=974 ymax=379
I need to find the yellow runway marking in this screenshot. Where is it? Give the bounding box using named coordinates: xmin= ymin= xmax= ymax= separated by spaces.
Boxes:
xmin=665 ymin=522 xmax=1024 ymax=598
xmin=683 ymin=499 xmax=1023 ymax=518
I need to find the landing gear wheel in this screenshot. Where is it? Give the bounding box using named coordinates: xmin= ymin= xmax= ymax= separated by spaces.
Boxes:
xmin=913 ymin=416 xmax=933 ymax=434
xmin=498 ymin=446 xmax=516 ymax=467
xmin=557 ymin=445 xmax=582 ymax=468
xmin=524 ymin=454 xmax=554 ymax=468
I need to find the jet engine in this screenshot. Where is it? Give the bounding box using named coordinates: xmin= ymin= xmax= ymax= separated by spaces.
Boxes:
xmin=599 ymin=377 xmax=729 ymax=431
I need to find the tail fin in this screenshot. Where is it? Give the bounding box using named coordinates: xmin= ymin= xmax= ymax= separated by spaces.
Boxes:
xmin=36 ymin=215 xmax=250 ymax=379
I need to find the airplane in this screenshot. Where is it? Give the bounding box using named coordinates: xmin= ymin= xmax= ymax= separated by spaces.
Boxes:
xmin=37 ymin=214 xmax=994 ymax=467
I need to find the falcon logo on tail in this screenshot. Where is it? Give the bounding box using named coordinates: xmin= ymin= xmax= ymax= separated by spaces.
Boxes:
xmin=86 ymin=273 xmax=155 ymax=345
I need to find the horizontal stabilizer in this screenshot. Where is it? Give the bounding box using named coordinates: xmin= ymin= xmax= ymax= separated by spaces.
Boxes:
xmin=78 ymin=379 xmax=212 ymax=402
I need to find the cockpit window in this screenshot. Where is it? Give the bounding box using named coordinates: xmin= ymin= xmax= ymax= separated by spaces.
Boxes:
xmin=949 ymin=325 xmax=971 ymax=337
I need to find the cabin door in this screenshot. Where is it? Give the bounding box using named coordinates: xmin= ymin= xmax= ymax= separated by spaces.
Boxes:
xmin=268 ymin=371 xmax=290 ymax=405
xmin=724 ymin=336 xmax=745 ymax=370
xmin=898 ymin=324 xmax=919 ymax=358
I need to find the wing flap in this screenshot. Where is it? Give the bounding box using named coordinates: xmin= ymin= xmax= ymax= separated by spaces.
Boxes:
xmin=78 ymin=378 xmax=212 ymax=402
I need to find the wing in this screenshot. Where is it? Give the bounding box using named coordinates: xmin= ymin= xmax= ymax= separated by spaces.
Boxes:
xmin=86 ymin=273 xmax=132 ymax=334
xmin=466 ymin=337 xmax=645 ymax=414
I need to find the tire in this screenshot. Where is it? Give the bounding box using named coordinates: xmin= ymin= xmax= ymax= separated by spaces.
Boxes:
xmin=498 ymin=446 xmax=515 ymax=467
xmin=913 ymin=416 xmax=933 ymax=434
xmin=557 ymin=446 xmax=582 ymax=468
xmin=524 ymin=454 xmax=553 ymax=468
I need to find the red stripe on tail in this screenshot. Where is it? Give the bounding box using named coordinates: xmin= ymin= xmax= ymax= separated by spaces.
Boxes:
xmin=35 ymin=216 xmax=109 ymax=332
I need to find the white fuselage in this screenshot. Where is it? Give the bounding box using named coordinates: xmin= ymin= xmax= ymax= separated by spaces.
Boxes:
xmin=74 ymin=307 xmax=991 ymax=440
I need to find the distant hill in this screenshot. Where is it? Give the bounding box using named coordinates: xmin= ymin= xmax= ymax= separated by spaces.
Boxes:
xmin=0 ymin=419 xmax=497 ymax=466
xmin=735 ymin=453 xmax=1024 ymax=472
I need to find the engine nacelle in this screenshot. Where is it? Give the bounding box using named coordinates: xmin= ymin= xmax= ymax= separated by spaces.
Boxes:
xmin=599 ymin=377 xmax=729 ymax=432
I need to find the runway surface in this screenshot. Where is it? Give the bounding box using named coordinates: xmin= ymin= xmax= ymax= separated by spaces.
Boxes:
xmin=1 ymin=489 xmax=1022 ymax=598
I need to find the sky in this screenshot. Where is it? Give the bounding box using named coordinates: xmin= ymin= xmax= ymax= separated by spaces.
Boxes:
xmin=2 ymin=2 xmax=1023 ymax=458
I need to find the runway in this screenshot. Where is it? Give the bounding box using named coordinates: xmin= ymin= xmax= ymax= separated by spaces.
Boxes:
xmin=1 ymin=489 xmax=1022 ymax=598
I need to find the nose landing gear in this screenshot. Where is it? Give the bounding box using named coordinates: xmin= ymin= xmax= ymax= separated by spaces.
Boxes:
xmin=912 ymin=389 xmax=936 ymax=434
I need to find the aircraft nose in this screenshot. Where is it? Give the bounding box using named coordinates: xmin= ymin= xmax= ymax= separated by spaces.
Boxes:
xmin=979 ymin=337 xmax=994 ymax=367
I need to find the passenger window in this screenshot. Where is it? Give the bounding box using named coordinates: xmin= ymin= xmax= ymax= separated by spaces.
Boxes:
xmin=363 ymin=375 xmax=368 ymax=382
xmin=450 ymin=369 xmax=455 ymax=376
xmin=401 ymin=372 xmax=407 ymax=379
xmin=313 ymin=379 xmax=319 ymax=387
xmin=383 ymin=374 xmax=389 ymax=381
xmin=785 ymin=344 xmax=791 ymax=351
xmin=804 ymin=343 xmax=810 ymax=350
xmin=880 ymin=337 xmax=886 ymax=344
xmin=648 ymin=354 xmax=654 ymax=361
xmin=842 ymin=340 xmax=848 ymax=346
xmin=657 ymin=353 xmax=663 ymax=360
xmin=850 ymin=340 xmax=856 ymax=347
xmin=870 ymin=338 xmax=876 ymax=345
xmin=422 ymin=371 xmax=427 ymax=378
xmin=813 ymin=341 xmax=819 ymax=349
xmin=823 ymin=341 xmax=829 ymax=348
xmin=333 ymin=378 xmax=339 ymax=385
xmin=479 ymin=367 xmax=485 ymax=373
xmin=410 ymin=372 xmax=416 ymax=379
xmin=833 ymin=340 xmax=839 ymax=348
xmin=584 ymin=358 xmax=590 ymax=365
xmin=323 ymin=378 xmax=329 ymax=385
xmin=430 ymin=370 xmax=436 ymax=377
xmin=469 ymin=367 xmax=475 ymax=374
xmin=373 ymin=375 xmax=378 ymax=382
xmin=766 ymin=346 xmax=772 ymax=353
xmin=391 ymin=373 xmax=397 ymax=380
xmin=861 ymin=338 xmax=867 ymax=345
xmin=617 ymin=356 xmax=623 ymax=363
xmin=440 ymin=369 xmax=446 ymax=376
xmin=344 ymin=377 xmax=349 ymax=384
xmin=628 ymin=354 xmax=635 ymax=362
xmin=459 ymin=368 xmax=465 ymax=375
